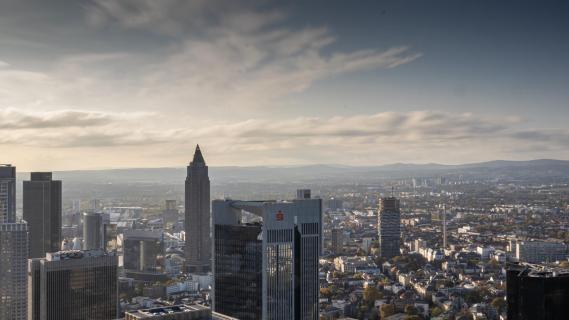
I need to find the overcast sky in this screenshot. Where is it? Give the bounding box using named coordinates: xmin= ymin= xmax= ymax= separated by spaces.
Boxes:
xmin=1 ymin=0 xmax=568 ymax=171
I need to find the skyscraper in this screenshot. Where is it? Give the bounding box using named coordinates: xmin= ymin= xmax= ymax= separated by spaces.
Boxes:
xmin=122 ymin=229 xmax=163 ymax=272
xmin=331 ymin=228 xmax=344 ymax=255
xmin=28 ymin=249 xmax=118 ymax=320
xmin=0 ymin=164 xmax=28 ymax=320
xmin=185 ymin=145 xmax=211 ymax=273
xmin=83 ymin=212 xmax=102 ymax=250
xmin=0 ymin=164 xmax=16 ymax=223
xmin=507 ymin=263 xmax=569 ymax=320
xmin=212 ymin=192 xmax=322 ymax=320
xmin=23 ymin=172 xmax=62 ymax=258
xmin=0 ymin=222 xmax=28 ymax=319
xmin=378 ymin=197 xmax=401 ymax=259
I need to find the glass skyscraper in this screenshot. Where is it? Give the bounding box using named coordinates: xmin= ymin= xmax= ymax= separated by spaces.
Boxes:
xmin=212 ymin=191 xmax=322 ymax=320
xmin=378 ymin=197 xmax=401 ymax=259
xmin=507 ymin=263 xmax=569 ymax=320
xmin=0 ymin=164 xmax=28 ymax=320
xmin=28 ymin=250 xmax=118 ymax=320
xmin=23 ymin=172 xmax=62 ymax=258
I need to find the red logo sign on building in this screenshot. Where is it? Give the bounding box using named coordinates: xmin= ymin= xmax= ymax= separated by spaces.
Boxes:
xmin=276 ymin=210 xmax=284 ymax=221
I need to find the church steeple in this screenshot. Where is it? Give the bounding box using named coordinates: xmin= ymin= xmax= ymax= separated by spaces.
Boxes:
xmin=191 ymin=144 xmax=205 ymax=165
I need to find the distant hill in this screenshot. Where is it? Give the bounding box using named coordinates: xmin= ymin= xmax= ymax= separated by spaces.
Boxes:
xmin=16 ymin=159 xmax=569 ymax=184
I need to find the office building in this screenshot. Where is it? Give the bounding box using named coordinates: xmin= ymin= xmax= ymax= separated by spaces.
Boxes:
xmin=28 ymin=250 xmax=118 ymax=320
xmin=0 ymin=222 xmax=29 ymax=320
xmin=0 ymin=164 xmax=28 ymax=320
xmin=163 ymin=199 xmax=179 ymax=227
xmin=23 ymin=172 xmax=62 ymax=258
xmin=331 ymin=228 xmax=344 ymax=255
xmin=83 ymin=212 xmax=102 ymax=250
xmin=185 ymin=145 xmax=211 ymax=273
xmin=515 ymin=239 xmax=567 ymax=263
xmin=378 ymin=197 xmax=401 ymax=259
xmin=0 ymin=164 xmax=16 ymax=223
xmin=122 ymin=229 xmax=163 ymax=272
xmin=507 ymin=263 xmax=569 ymax=320
xmin=326 ymin=198 xmax=343 ymax=211
xmin=212 ymin=192 xmax=322 ymax=320
xmin=125 ymin=304 xmax=238 ymax=320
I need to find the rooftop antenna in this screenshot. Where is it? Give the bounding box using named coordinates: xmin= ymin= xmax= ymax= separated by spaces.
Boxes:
xmin=391 ymin=186 xmax=395 ymax=197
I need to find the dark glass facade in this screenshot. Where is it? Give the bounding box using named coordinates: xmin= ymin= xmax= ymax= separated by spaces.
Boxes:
xmin=378 ymin=197 xmax=401 ymax=259
xmin=23 ymin=172 xmax=62 ymax=258
xmin=214 ymin=224 xmax=262 ymax=320
xmin=507 ymin=265 xmax=569 ymax=320
xmin=29 ymin=252 xmax=118 ymax=320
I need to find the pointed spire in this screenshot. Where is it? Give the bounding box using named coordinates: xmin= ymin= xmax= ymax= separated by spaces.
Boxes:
xmin=191 ymin=144 xmax=205 ymax=164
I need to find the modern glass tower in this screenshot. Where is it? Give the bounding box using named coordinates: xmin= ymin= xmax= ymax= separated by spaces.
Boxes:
xmin=23 ymin=172 xmax=62 ymax=258
xmin=28 ymin=250 xmax=118 ymax=320
xmin=0 ymin=165 xmax=28 ymax=320
xmin=507 ymin=263 xmax=569 ymax=320
xmin=378 ymin=197 xmax=401 ymax=259
xmin=0 ymin=164 xmax=16 ymax=223
xmin=212 ymin=191 xmax=322 ymax=320
xmin=83 ymin=212 xmax=102 ymax=250
xmin=184 ymin=145 xmax=211 ymax=273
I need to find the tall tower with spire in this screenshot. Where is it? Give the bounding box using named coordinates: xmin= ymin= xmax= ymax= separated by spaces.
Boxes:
xmin=184 ymin=145 xmax=211 ymax=273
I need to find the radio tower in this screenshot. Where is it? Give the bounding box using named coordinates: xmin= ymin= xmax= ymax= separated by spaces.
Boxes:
xmin=443 ymin=203 xmax=447 ymax=249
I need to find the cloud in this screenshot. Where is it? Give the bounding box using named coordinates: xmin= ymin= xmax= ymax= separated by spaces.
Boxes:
xmin=1 ymin=110 xmax=563 ymax=152
xmin=0 ymin=108 xmax=149 ymax=129
xmin=77 ymin=0 xmax=422 ymax=112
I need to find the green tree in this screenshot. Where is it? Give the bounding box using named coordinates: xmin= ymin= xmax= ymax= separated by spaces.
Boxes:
xmin=491 ymin=297 xmax=506 ymax=313
xmin=364 ymin=286 xmax=381 ymax=303
xmin=405 ymin=305 xmax=418 ymax=315
xmin=431 ymin=307 xmax=443 ymax=317
xmin=380 ymin=304 xmax=396 ymax=319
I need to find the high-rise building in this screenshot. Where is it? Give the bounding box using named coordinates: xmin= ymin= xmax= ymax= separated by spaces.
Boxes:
xmin=0 ymin=222 xmax=29 ymax=320
xmin=163 ymin=199 xmax=179 ymax=227
xmin=331 ymin=228 xmax=344 ymax=255
xmin=122 ymin=229 xmax=163 ymax=272
xmin=83 ymin=212 xmax=102 ymax=250
xmin=185 ymin=145 xmax=211 ymax=273
xmin=0 ymin=164 xmax=28 ymax=320
xmin=23 ymin=172 xmax=62 ymax=258
xmin=378 ymin=197 xmax=401 ymax=259
xmin=28 ymin=250 xmax=118 ymax=320
xmin=212 ymin=193 xmax=322 ymax=320
xmin=507 ymin=263 xmax=569 ymax=320
xmin=0 ymin=164 xmax=16 ymax=223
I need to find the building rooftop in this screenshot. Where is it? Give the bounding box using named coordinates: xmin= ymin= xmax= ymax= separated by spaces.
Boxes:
xmin=46 ymin=249 xmax=115 ymax=261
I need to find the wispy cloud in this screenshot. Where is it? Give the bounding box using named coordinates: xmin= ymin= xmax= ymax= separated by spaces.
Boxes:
xmin=0 ymin=108 xmax=149 ymax=129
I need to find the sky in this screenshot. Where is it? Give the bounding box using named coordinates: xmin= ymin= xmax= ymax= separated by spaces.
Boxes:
xmin=0 ymin=0 xmax=568 ymax=171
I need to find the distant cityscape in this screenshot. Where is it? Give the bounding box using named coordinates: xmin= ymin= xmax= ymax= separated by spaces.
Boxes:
xmin=1 ymin=146 xmax=569 ymax=320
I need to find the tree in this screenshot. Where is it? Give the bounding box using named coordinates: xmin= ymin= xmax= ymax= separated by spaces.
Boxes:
xmin=364 ymin=286 xmax=381 ymax=303
xmin=320 ymin=287 xmax=332 ymax=298
xmin=431 ymin=307 xmax=443 ymax=317
xmin=405 ymin=305 xmax=418 ymax=315
xmin=491 ymin=297 xmax=506 ymax=313
xmin=380 ymin=304 xmax=396 ymax=319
